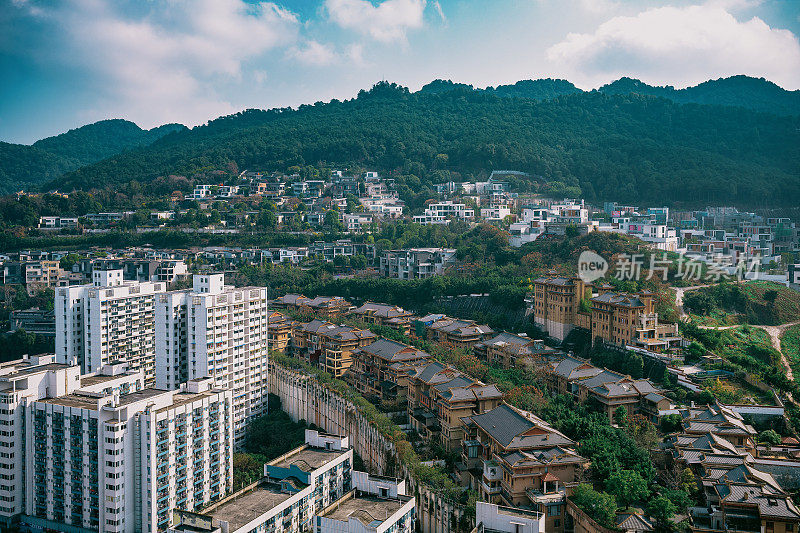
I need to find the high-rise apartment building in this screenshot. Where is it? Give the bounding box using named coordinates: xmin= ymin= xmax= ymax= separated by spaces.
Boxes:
xmin=55 ymin=269 xmax=167 ymax=387
xmin=155 ymin=274 xmax=269 ymax=446
xmin=23 ymin=375 xmax=233 ymax=533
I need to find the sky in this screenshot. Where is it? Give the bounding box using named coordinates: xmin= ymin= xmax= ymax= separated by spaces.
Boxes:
xmin=1 ymin=0 xmax=799 ymax=144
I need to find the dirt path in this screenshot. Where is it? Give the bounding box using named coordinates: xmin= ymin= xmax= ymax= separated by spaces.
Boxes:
xmin=674 ymin=284 xmax=715 ymax=320
xmin=753 ymin=321 xmax=800 ymax=382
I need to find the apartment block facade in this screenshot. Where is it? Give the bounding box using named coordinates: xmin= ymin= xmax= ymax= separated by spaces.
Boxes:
xmin=154 ymin=274 xmax=269 ymax=446
xmin=55 ymin=269 xmax=167 ymax=387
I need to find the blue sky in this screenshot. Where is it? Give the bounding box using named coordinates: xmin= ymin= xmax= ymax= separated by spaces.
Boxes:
xmin=1 ymin=0 xmax=799 ymax=144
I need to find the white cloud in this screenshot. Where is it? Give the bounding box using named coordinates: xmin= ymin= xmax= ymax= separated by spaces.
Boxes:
xmin=546 ymin=4 xmax=800 ymax=89
xmin=34 ymin=0 xmax=300 ymax=128
xmin=324 ymin=0 xmax=426 ymax=42
xmin=289 ymin=40 xmax=339 ymax=66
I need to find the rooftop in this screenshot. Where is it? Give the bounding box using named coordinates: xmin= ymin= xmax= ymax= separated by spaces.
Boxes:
xmin=323 ymin=494 xmax=408 ymax=526
xmin=200 ymin=483 xmax=293 ymax=532
xmin=269 ymin=446 xmax=348 ymax=472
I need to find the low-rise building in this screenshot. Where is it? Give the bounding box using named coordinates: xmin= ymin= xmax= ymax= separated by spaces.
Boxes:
xmin=350 ymin=339 xmax=432 ymax=403
xmin=379 ymin=248 xmax=457 ymax=279
xmin=349 ymin=302 xmax=415 ymax=334
xmin=474 ymin=332 xmax=554 ymax=369
xmin=273 ymin=294 xmax=352 ymax=320
xmin=292 ymin=320 xmax=376 ymax=377
xmin=406 ymin=361 xmax=503 ymax=451
xmin=462 ymin=403 xmax=586 ymax=518
xmin=170 ymin=431 xmax=415 ymax=533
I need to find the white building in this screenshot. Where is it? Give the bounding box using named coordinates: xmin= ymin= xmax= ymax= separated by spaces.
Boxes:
xmin=475 ymin=502 xmax=544 ymax=533
xmin=480 ymin=206 xmax=511 ymax=222
xmin=379 ymin=249 xmax=457 ymax=279
xmin=24 ymin=376 xmax=233 ymax=533
xmin=170 ymin=430 xmax=415 ymax=533
xmin=413 ymin=201 xmax=474 ymax=225
xmin=155 ymin=274 xmax=269 ymax=446
xmin=343 ymin=213 xmax=374 ymax=233
xmin=55 ymin=269 xmax=167 ymax=387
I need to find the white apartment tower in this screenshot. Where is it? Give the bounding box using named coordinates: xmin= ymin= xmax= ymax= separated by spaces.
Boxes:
xmin=55 ymin=269 xmax=167 ymax=387
xmin=23 ymin=377 xmax=233 ymax=533
xmin=0 ymin=355 xmax=144 ymax=530
xmin=155 ymin=274 xmax=269 ymax=446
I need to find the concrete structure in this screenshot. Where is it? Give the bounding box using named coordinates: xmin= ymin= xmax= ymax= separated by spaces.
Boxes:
xmin=169 ymin=430 xmax=415 ymax=533
xmin=155 ymin=274 xmax=269 ymax=446
xmin=25 ymin=377 xmax=233 ymax=533
xmin=55 ymin=269 xmax=167 ymax=386
xmin=475 ymin=502 xmax=544 ymax=533
xmin=379 ymin=249 xmax=457 ymax=280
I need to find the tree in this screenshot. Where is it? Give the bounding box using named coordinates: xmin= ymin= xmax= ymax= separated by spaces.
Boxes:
xmin=660 ymin=413 xmax=683 ymax=433
xmin=607 ymin=469 xmax=649 ymax=509
xmin=757 ymin=429 xmax=781 ymax=446
xmin=324 ymin=209 xmax=343 ymax=231
xmin=647 ymin=495 xmax=677 ymax=527
xmin=570 ymin=483 xmax=617 ymax=528
xmin=613 ymin=405 xmax=628 ymax=426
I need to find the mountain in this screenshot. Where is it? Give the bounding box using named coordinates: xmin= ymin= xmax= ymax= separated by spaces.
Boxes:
xmin=420 ymin=78 xmax=582 ymax=100
xmin=0 ymin=119 xmax=186 ymax=193
xmin=598 ymin=76 xmax=800 ymax=116
xmin=422 ymin=76 xmax=800 ymax=116
xmin=485 ymin=79 xmax=582 ymax=100
xmin=49 ymin=82 xmax=800 ymax=207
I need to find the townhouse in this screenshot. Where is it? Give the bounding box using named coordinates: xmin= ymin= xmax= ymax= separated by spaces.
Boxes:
xmin=350 ymin=339 xmax=432 ymax=403
xmin=405 ymin=361 xmax=503 ymax=452
xmin=473 ymin=332 xmax=556 ymax=369
xmin=267 ymin=311 xmax=297 ymax=353
xmin=348 ymin=302 xmax=415 ymax=334
xmin=272 ymin=294 xmax=352 ymax=320
xmin=291 ymin=320 xmax=376 ymax=378
xmin=423 ymin=317 xmax=495 ymax=348
xmin=462 ymin=403 xmax=587 ymax=532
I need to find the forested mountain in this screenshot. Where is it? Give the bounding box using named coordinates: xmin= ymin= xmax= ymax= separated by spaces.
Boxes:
xmin=0 ymin=120 xmax=185 ymax=193
xmin=48 ymin=82 xmax=800 ymax=206
xmin=420 ymin=78 xmax=582 ymax=100
xmin=598 ymin=76 xmax=800 ymax=116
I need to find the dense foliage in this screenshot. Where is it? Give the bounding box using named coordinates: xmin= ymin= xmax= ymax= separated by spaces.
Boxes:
xmin=46 ymin=82 xmax=800 ymax=207
xmin=0 ymin=120 xmax=185 ymax=193
xmin=683 ymin=281 xmax=800 ymax=325
xmin=600 ymin=75 xmax=800 ymax=116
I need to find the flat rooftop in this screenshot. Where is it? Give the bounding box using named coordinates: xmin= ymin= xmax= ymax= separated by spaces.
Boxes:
xmin=39 ymin=392 xmax=100 ymax=410
xmin=202 ymin=483 xmax=293 ymax=532
xmin=80 ymin=373 xmax=131 ymax=387
xmin=324 ymin=495 xmax=407 ymax=526
xmin=156 ymin=390 xmax=224 ymax=414
xmin=269 ymin=446 xmax=348 ymax=472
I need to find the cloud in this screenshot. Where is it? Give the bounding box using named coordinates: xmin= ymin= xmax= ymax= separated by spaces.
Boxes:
xmin=324 ymin=0 xmax=426 ymax=42
xmin=289 ymin=40 xmax=339 ymax=66
xmin=546 ymin=4 xmax=800 ymax=89
xmin=22 ymin=0 xmax=300 ymax=128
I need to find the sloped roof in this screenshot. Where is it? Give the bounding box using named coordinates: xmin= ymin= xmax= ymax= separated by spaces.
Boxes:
xmin=359 ymin=338 xmax=431 ymax=362
xmin=592 ymin=292 xmax=646 ymax=308
xmin=469 ymin=403 xmax=574 ymax=450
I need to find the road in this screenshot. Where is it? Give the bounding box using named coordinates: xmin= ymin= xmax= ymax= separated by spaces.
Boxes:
xmin=672 ymin=282 xmax=799 ymax=397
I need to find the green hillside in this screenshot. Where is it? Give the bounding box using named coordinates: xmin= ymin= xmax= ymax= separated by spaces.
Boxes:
xmin=0 ymin=119 xmax=185 ymax=193
xmin=50 ymin=82 xmax=800 ymax=206
xmin=599 ymin=76 xmax=800 ymax=116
